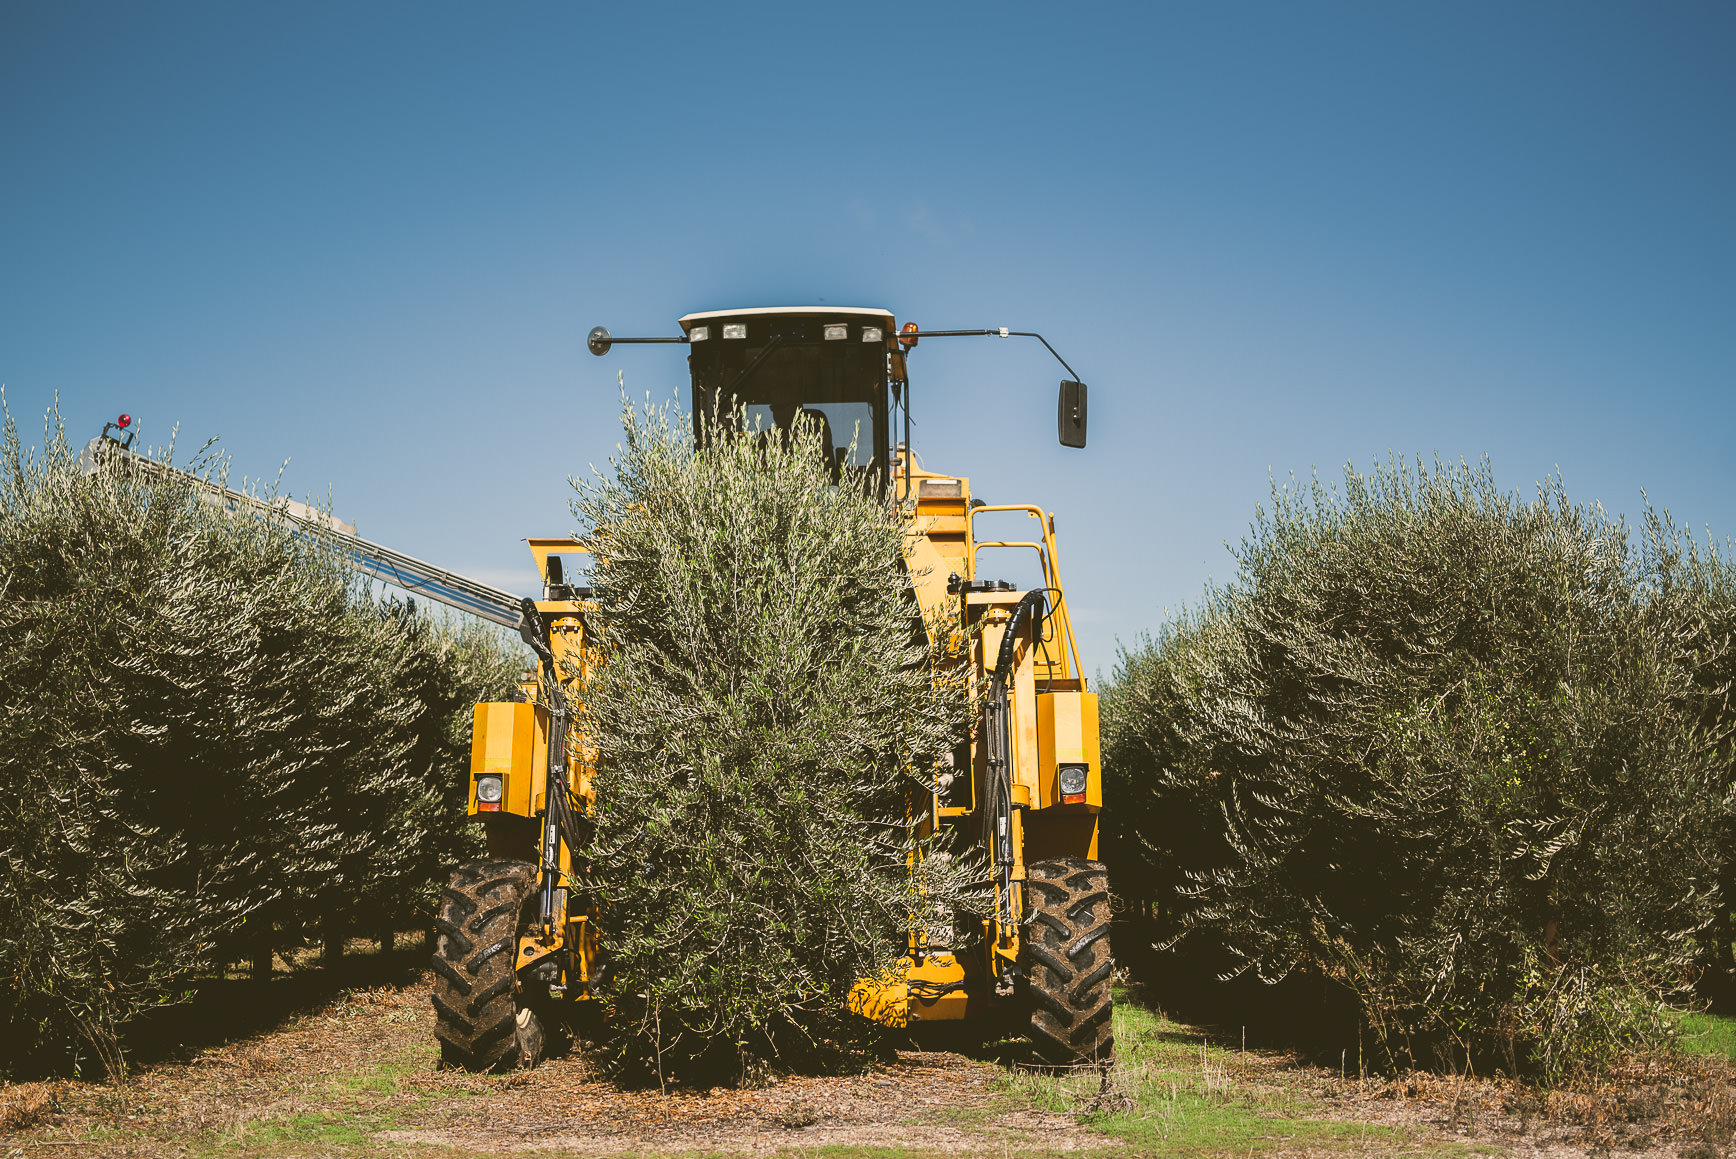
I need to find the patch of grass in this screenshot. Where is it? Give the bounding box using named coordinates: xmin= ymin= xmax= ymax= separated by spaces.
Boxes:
xmin=242 ymin=1111 xmax=378 ymax=1145
xmin=1004 ymin=991 xmax=1407 ymax=1157
xmin=186 ymin=1111 xmax=402 ymax=1157
xmin=792 ymin=1149 xmax=962 ymax=1158
xmin=333 ymin=1056 xmax=416 ymax=1095
xmin=898 ymin=1101 xmax=999 ymax=1129
xmin=1675 ymin=1010 xmax=1736 ymax=1062
xmin=788 ymin=1149 xmax=994 ymax=1159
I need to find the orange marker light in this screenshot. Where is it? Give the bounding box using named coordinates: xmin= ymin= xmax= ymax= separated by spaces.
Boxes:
xmin=899 ymin=322 xmax=920 ymax=349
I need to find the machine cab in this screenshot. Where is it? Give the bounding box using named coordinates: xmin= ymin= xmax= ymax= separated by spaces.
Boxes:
xmin=679 ymin=307 xmax=894 ymax=483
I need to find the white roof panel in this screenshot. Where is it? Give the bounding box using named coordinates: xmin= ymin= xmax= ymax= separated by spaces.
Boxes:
xmin=678 ymin=305 xmax=894 ymax=332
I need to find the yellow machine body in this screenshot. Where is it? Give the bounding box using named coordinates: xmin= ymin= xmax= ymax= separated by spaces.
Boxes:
xmin=463 ymin=311 xmax=1103 ymax=1041
xmin=466 ymin=538 xmax=602 ymax=1000
xmin=848 ymin=452 xmax=1100 ymax=1026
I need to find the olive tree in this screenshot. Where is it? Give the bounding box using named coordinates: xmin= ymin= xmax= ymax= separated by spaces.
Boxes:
xmin=572 ymin=399 xmax=968 ymax=1081
xmin=1104 ymin=457 xmax=1730 ymax=1081
xmin=0 ymin=401 xmax=516 ymax=1077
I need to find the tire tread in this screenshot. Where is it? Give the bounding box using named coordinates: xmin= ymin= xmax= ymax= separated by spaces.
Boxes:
xmin=1020 ymin=857 xmax=1114 ymax=1065
xmin=431 ymin=858 xmax=536 ymax=1071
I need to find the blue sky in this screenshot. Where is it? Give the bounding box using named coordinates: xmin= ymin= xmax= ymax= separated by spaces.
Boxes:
xmin=3 ymin=2 xmax=1732 ymax=674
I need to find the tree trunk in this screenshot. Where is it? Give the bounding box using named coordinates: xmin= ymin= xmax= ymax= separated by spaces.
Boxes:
xmin=249 ymin=915 xmax=274 ymax=983
xmin=322 ymin=912 xmax=344 ymax=967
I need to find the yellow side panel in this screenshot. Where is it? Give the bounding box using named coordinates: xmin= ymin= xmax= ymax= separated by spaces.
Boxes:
xmin=1013 ymin=641 xmax=1039 ymax=802
xmin=918 ymin=514 xmax=968 ymax=535
xmin=1035 ymin=691 xmax=1102 ymax=809
xmin=469 ymin=702 xmax=542 ymax=818
xmin=901 ymin=529 xmax=958 ymax=650
xmin=1082 ymin=691 xmax=1101 ymax=807
xmin=848 ymin=956 xmax=979 ymax=1027
xmin=847 ymin=973 xmax=909 ymax=1028
xmin=907 ymin=955 xmax=974 ymax=1022
xmin=1036 ymin=691 xmax=1078 ymax=806
xmin=530 ymin=704 xmax=551 ymax=811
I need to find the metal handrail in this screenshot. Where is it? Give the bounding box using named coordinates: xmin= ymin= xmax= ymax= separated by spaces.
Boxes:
xmin=967 ymin=504 xmax=1084 ymax=683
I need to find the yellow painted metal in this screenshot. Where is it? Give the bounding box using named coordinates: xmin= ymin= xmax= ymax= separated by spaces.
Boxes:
xmin=464 ymin=538 xmax=604 ymax=1000
xmin=1014 ymin=623 xmax=1039 ymax=805
xmin=468 ymin=702 xmax=542 ymax=818
xmin=517 ymin=930 xmax=560 ymax=971
xmin=879 ymin=447 xmax=1103 ymax=1022
xmin=1035 ymin=691 xmax=1101 ymax=809
xmin=847 ymin=971 xmax=909 ymax=1028
xmin=968 ymin=504 xmax=1085 ymax=685
xmin=847 ymin=954 xmax=976 ymax=1026
xmin=571 ymin=911 xmax=599 ymax=985
xmin=896 ymin=453 xmax=973 ymax=648
xmin=1036 ymin=691 xmax=1080 ymax=808
xmin=1081 ymin=692 xmax=1101 ymax=809
xmin=907 ymin=954 xmax=972 ymax=1022
xmin=526 ymin=537 xmax=588 ymax=582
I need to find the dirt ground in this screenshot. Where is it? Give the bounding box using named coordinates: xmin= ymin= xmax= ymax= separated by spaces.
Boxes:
xmin=3 ymin=954 xmax=1735 ymax=1158
xmin=0 ymin=975 xmax=1099 ymax=1157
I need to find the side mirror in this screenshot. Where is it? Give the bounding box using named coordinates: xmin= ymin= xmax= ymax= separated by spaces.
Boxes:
xmin=1057 ymin=380 xmax=1087 ymax=448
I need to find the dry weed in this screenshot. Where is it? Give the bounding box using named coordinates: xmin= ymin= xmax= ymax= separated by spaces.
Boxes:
xmin=0 ymin=1082 xmax=58 ymax=1131
xmin=1351 ymin=1049 xmax=1736 ymax=1150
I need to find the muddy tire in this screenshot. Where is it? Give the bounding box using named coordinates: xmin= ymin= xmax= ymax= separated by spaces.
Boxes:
xmin=431 ymin=858 xmax=539 ymax=1071
xmin=1021 ymin=857 xmax=1114 ymax=1065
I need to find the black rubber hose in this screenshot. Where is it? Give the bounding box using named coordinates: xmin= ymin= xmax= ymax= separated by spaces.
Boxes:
xmin=517 ymin=597 xmax=554 ymax=666
xmin=990 ymin=590 xmax=1048 ymax=695
xmin=982 ymin=589 xmax=1048 ymax=939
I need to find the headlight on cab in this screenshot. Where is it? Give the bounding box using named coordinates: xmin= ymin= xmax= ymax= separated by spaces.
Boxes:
xmin=476 ymin=775 xmax=504 ymax=809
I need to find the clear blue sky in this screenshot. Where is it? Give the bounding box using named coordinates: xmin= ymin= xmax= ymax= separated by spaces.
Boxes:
xmin=4 ymin=2 xmax=1732 ymax=675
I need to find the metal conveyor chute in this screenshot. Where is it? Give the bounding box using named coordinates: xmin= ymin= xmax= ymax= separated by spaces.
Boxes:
xmin=83 ymin=434 xmax=528 ymax=628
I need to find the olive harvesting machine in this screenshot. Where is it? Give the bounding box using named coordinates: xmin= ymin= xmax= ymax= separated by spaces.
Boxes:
xmin=86 ymin=305 xmax=1113 ymax=1070
xmin=442 ymin=306 xmax=1111 ymax=1070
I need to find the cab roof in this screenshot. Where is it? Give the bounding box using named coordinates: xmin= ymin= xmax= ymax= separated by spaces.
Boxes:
xmin=677 ymin=306 xmax=894 ymax=333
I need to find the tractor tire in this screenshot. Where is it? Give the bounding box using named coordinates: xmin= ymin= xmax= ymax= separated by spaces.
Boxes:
xmin=1021 ymin=857 xmax=1115 ymax=1065
xmin=431 ymin=858 xmax=541 ymax=1071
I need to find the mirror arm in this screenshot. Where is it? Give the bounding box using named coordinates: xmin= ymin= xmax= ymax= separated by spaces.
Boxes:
xmin=895 ymin=328 xmax=1083 ymax=382
xmin=588 ymin=326 xmax=688 ymax=356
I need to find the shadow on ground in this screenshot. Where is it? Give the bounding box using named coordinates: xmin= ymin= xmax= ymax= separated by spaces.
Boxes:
xmin=121 ymin=938 xmax=430 ymax=1068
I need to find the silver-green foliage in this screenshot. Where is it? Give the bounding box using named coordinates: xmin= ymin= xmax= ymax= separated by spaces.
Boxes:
xmin=1103 ymin=456 xmax=1730 ymax=1079
xmin=0 ymin=402 xmax=519 ymax=1076
xmin=572 ymin=400 xmax=964 ymax=1073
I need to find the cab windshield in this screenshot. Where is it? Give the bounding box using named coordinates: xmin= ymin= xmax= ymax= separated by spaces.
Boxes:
xmin=743 ymin=402 xmax=875 ymax=466
xmin=686 ymin=314 xmax=891 ymax=485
